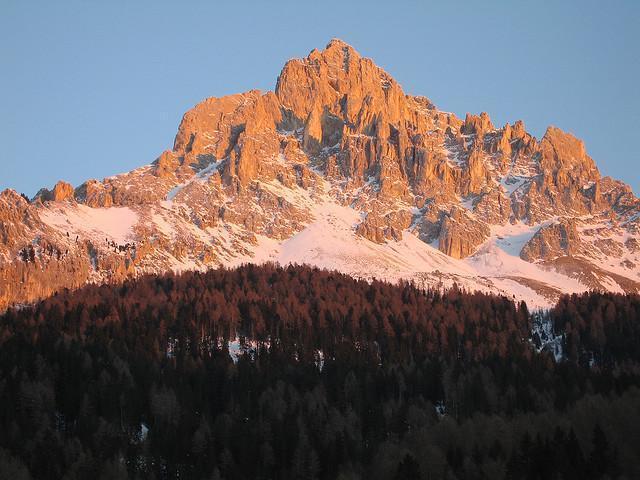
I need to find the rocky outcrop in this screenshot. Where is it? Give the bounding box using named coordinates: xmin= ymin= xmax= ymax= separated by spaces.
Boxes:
xmin=520 ymin=220 xmax=582 ymax=262
xmin=75 ymin=180 xmax=114 ymax=207
xmin=356 ymin=209 xmax=413 ymax=243
xmin=0 ymin=189 xmax=38 ymax=248
xmin=539 ymin=127 xmax=599 ymax=184
xmin=461 ymin=112 xmax=494 ymax=136
xmin=52 ymin=181 xmax=74 ymax=201
xmin=438 ymin=208 xmax=490 ymax=259
xmin=34 ymin=180 xmax=75 ymax=202
xmin=154 ymin=150 xmax=180 ymax=178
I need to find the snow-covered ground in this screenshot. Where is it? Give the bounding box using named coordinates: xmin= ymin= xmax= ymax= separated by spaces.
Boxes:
xmin=230 ymin=192 xmax=590 ymax=309
xmin=40 ymin=204 xmax=138 ymax=244
xmin=36 ymin=176 xmax=634 ymax=310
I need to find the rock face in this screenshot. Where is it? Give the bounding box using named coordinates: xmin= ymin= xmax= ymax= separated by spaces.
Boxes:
xmin=1 ymin=39 xmax=639 ymax=310
xmin=438 ymin=208 xmax=491 ymax=259
xmin=34 ymin=181 xmax=75 ymax=202
xmin=520 ymin=220 xmax=582 ymax=262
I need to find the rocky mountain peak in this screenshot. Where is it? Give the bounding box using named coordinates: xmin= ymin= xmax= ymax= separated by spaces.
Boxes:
xmin=540 ymin=126 xmax=597 ymax=174
xmin=1 ymin=39 xmax=638 ymax=311
xmin=275 ymin=38 xmax=407 ymax=130
xmin=535 ymin=126 xmax=601 ymax=210
xmin=33 ymin=180 xmax=75 ymax=203
xmin=461 ymin=112 xmax=494 ymax=135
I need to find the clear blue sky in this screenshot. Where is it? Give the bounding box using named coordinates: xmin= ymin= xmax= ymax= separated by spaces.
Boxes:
xmin=2 ymin=1 xmax=639 ymax=196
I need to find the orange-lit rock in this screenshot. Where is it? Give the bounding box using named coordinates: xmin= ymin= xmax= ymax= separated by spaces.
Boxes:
xmin=1 ymin=39 xmax=638 ymax=311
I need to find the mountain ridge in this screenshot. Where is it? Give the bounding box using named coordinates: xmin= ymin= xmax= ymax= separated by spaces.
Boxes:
xmin=1 ymin=39 xmax=638 ymax=310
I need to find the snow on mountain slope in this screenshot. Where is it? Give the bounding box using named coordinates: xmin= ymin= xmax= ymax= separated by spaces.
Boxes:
xmin=212 ymin=192 xmax=584 ymax=309
xmin=30 ymin=180 xmax=585 ymax=310
xmin=40 ymin=204 xmax=138 ymax=244
xmin=165 ymin=181 xmax=585 ymax=310
xmin=1 ymin=39 xmax=639 ymax=311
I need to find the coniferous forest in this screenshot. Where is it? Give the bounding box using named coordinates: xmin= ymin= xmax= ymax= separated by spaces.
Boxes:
xmin=0 ymin=264 xmax=639 ymax=479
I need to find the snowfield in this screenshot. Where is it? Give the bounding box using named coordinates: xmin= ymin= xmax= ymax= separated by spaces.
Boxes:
xmin=34 ymin=178 xmax=635 ymax=311
xmin=40 ymin=204 xmax=139 ymax=244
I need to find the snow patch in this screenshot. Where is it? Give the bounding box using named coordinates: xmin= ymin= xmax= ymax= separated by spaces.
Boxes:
xmin=41 ymin=204 xmax=138 ymax=244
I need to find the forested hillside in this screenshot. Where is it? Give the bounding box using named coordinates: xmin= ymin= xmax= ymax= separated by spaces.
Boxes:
xmin=0 ymin=264 xmax=639 ymax=479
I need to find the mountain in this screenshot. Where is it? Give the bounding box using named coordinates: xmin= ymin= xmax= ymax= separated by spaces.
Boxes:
xmin=1 ymin=39 xmax=639 ymax=310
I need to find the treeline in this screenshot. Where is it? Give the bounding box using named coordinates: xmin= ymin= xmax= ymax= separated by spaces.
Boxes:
xmin=551 ymin=292 xmax=640 ymax=366
xmin=0 ymin=264 xmax=638 ymax=479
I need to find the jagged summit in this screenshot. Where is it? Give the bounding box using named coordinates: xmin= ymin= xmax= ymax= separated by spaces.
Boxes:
xmin=325 ymin=37 xmax=352 ymax=48
xmin=276 ymin=38 xmax=410 ymax=131
xmin=1 ymin=40 xmax=639 ymax=310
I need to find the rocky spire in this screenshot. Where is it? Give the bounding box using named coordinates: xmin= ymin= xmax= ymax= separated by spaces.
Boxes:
xmin=275 ymin=39 xmax=408 ymax=131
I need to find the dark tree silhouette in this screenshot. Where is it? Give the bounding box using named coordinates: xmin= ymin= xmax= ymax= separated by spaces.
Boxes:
xmin=0 ymin=264 xmax=638 ymax=479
